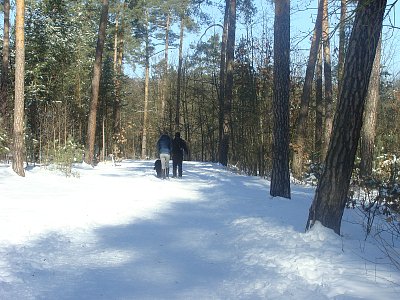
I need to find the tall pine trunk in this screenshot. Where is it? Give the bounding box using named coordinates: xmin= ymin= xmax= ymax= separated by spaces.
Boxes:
xmin=315 ymin=43 xmax=323 ymax=163
xmin=176 ymin=15 xmax=184 ymax=130
xmin=270 ymin=0 xmax=291 ymax=199
xmin=337 ymin=0 xmax=347 ymax=97
xmin=1 ymin=0 xmax=10 ymax=128
xmin=162 ymin=12 xmax=171 ymax=127
xmin=219 ymin=0 xmax=236 ymax=167
xmin=13 ymin=0 xmax=25 ymax=177
xmin=112 ymin=3 xmax=125 ymax=159
xmin=322 ymin=0 xmax=333 ymax=160
xmin=360 ymin=34 xmax=382 ymax=178
xmin=306 ymin=0 xmax=387 ymax=235
xmin=218 ymin=3 xmax=229 ymax=162
xmin=141 ymin=16 xmax=150 ymax=159
xmin=85 ymin=0 xmax=109 ymax=165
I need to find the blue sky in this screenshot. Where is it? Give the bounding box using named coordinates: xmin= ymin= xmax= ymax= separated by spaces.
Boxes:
xmin=126 ymin=0 xmax=400 ymax=80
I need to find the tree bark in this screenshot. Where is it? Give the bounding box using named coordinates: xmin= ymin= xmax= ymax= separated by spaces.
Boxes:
xmin=176 ymin=15 xmax=184 ymax=130
xmin=162 ymin=12 xmax=171 ymax=127
xmin=13 ymin=0 xmax=25 ymax=177
xmin=85 ymin=0 xmax=109 ymax=165
xmin=292 ymin=0 xmax=323 ymax=179
xmin=306 ymin=0 xmax=387 ymax=235
xmin=322 ymin=0 xmax=334 ymax=161
xmin=112 ymin=3 xmax=125 ymax=159
xmin=218 ymin=2 xmax=229 ymax=164
xmin=270 ymin=0 xmax=291 ymax=199
xmin=315 ymin=43 xmax=323 ymax=164
xmin=337 ymin=0 xmax=347 ymax=98
xmin=141 ymin=17 xmax=150 ymax=159
xmin=219 ymin=0 xmax=236 ymax=167
xmin=360 ymin=34 xmax=382 ymax=178
xmin=1 ymin=0 xmax=10 ymax=127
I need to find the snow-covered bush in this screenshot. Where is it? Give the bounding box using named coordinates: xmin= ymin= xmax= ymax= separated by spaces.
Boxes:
xmin=303 ymin=161 xmax=323 ymax=186
xmin=0 ymin=126 xmax=10 ymax=158
xmin=349 ymin=154 xmax=400 ymax=270
xmin=43 ymin=136 xmax=84 ymax=177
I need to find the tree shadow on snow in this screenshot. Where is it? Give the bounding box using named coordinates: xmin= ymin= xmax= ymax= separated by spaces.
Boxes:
xmin=0 ymin=160 xmax=318 ymax=299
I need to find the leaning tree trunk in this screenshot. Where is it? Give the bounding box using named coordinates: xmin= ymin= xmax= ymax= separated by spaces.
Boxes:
xmin=306 ymin=0 xmax=387 ymax=235
xmin=1 ymin=0 xmax=10 ymax=127
xmin=12 ymin=0 xmax=25 ymax=177
xmin=85 ymin=0 xmax=109 ymax=165
xmin=292 ymin=0 xmax=323 ymax=179
xmin=270 ymin=0 xmax=291 ymax=199
xmin=360 ymin=34 xmax=382 ymax=178
xmin=219 ymin=0 xmax=236 ymax=167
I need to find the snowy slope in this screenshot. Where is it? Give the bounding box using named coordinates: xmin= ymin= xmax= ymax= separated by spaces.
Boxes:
xmin=0 ymin=160 xmax=399 ymax=299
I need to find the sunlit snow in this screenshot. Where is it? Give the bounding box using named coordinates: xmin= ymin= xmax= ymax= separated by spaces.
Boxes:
xmin=1 ymin=160 xmax=399 ymax=299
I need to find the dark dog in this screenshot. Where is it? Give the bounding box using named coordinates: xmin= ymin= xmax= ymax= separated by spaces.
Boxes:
xmin=154 ymin=159 xmax=162 ymax=178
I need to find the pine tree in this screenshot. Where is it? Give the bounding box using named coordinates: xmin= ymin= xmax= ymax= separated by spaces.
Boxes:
xmin=0 ymin=0 xmax=10 ymax=129
xmin=13 ymin=0 xmax=26 ymax=177
xmin=270 ymin=0 xmax=291 ymax=199
xmin=85 ymin=0 xmax=109 ymax=165
xmin=219 ymin=0 xmax=236 ymax=167
xmin=306 ymin=0 xmax=387 ymax=235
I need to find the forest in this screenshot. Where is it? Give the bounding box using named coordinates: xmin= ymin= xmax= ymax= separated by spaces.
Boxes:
xmin=0 ymin=0 xmax=399 ymax=235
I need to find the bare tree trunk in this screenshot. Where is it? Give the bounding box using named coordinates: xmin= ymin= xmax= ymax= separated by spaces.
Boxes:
xmin=141 ymin=57 xmax=150 ymax=159
xmin=292 ymin=0 xmax=323 ymax=179
xmin=306 ymin=0 xmax=387 ymax=235
xmin=337 ymin=0 xmax=347 ymax=97
xmin=1 ymin=0 xmax=10 ymax=128
xmin=175 ymin=15 xmax=184 ymax=130
xmin=322 ymin=0 xmax=334 ymax=160
xmin=182 ymin=71 xmax=190 ymax=148
xmin=270 ymin=0 xmax=291 ymax=199
xmin=13 ymin=0 xmax=25 ymax=177
xmin=141 ymin=15 xmax=150 ymax=159
xmin=85 ymin=0 xmax=109 ymax=165
xmin=315 ymin=43 xmax=323 ymax=164
xmin=219 ymin=0 xmax=236 ymax=167
xmin=112 ymin=2 xmax=125 ymax=159
xmin=218 ymin=2 xmax=229 ymax=164
xmin=112 ymin=12 xmax=120 ymax=160
xmin=360 ymin=34 xmax=382 ymax=178
xmin=162 ymin=12 xmax=171 ymax=127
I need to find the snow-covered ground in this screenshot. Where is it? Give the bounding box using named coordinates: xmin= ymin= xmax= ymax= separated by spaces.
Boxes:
xmin=0 ymin=160 xmax=399 ymax=299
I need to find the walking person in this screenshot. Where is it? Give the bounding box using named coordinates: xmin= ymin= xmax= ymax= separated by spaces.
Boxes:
xmin=172 ymin=132 xmax=188 ymax=178
xmin=156 ymin=131 xmax=172 ymax=179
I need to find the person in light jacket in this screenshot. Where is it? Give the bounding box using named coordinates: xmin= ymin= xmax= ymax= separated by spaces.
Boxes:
xmin=156 ymin=132 xmax=172 ymax=179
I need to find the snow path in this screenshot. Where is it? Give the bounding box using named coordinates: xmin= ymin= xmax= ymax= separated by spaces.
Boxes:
xmin=0 ymin=160 xmax=399 ymax=299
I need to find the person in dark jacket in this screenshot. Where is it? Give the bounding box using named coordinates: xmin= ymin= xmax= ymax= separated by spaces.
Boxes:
xmin=156 ymin=132 xmax=172 ymax=179
xmin=172 ymin=132 xmax=188 ymax=178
